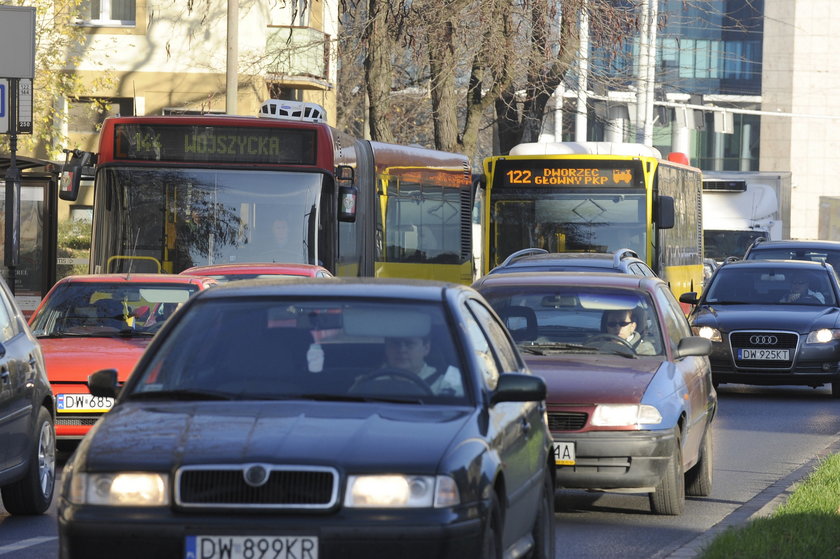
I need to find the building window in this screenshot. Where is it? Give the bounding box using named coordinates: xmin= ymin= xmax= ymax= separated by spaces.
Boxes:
xmin=68 ymin=97 xmax=134 ymax=134
xmin=78 ymin=0 xmax=136 ymax=26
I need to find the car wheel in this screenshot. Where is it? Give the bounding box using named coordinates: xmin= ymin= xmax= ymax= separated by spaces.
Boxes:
xmin=1 ymin=407 xmax=56 ymax=515
xmin=685 ymin=427 xmax=713 ymax=497
xmin=528 ymin=469 xmax=556 ymax=559
xmin=832 ymin=381 xmax=840 ymax=399
xmin=481 ymin=491 xmax=502 ymax=559
xmin=649 ymin=431 xmax=685 ymax=515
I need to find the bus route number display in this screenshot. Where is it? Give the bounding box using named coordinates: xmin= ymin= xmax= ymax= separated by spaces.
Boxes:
xmin=503 ymin=166 xmax=635 ymax=187
xmin=113 ymin=124 xmax=317 ymax=165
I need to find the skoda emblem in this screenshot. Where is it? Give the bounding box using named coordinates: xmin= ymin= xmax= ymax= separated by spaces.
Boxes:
xmin=243 ymin=464 xmax=270 ymax=487
xmin=750 ymin=335 xmax=778 ymax=345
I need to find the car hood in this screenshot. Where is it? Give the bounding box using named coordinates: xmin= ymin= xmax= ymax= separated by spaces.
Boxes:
xmin=78 ymin=401 xmax=473 ymax=472
xmin=39 ymin=337 xmax=149 ymax=382
xmin=525 ymin=354 xmax=660 ymax=404
xmin=691 ymin=304 xmax=840 ymax=332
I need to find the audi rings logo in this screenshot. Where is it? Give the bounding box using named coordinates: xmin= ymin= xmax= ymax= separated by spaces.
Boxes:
xmin=750 ymin=335 xmax=778 ymax=345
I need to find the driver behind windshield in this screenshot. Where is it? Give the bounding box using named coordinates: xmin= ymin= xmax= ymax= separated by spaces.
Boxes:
xmin=602 ymin=308 xmax=656 ymax=355
xmin=382 ymin=336 xmax=464 ymax=396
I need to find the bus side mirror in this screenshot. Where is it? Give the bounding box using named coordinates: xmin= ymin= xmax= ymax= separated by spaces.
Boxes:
xmin=59 ymin=150 xmax=92 ymax=202
xmin=336 ymin=165 xmax=357 ymax=223
xmin=656 ymin=195 xmax=675 ymax=229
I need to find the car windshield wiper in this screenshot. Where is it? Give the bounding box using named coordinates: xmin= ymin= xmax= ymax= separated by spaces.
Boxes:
xmin=126 ymin=389 xmax=234 ymax=401
xmin=519 ymin=343 xmax=600 ymax=355
xmin=266 ymin=393 xmax=425 ymax=404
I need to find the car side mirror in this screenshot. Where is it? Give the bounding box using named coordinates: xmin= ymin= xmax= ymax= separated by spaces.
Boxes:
xmin=490 ymin=373 xmax=546 ymax=405
xmin=675 ymin=336 xmax=711 ymax=358
xmin=88 ymin=369 xmax=121 ymax=399
xmin=679 ymin=292 xmax=699 ymax=305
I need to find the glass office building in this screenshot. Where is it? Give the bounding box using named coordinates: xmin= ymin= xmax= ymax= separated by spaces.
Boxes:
xmin=582 ymin=0 xmax=764 ymax=170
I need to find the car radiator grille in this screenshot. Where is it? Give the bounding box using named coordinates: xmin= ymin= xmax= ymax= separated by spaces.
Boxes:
xmin=176 ymin=465 xmax=339 ymax=510
xmin=56 ymin=416 xmax=99 ymax=426
xmin=729 ymin=331 xmax=799 ymax=369
xmin=548 ymin=412 xmax=588 ymax=431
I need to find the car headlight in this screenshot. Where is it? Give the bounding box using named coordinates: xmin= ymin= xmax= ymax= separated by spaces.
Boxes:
xmin=806 ymin=328 xmax=840 ymax=344
xmin=592 ymin=404 xmax=663 ymax=426
xmin=344 ymin=474 xmax=460 ymax=508
xmin=68 ymin=472 xmax=169 ymax=506
xmin=692 ymin=326 xmax=722 ymax=342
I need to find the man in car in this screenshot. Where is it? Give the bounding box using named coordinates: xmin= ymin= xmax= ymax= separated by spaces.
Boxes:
xmin=381 ymin=336 xmax=464 ymax=396
xmin=600 ymin=308 xmax=657 ymax=355
xmin=780 ymin=273 xmax=825 ymax=304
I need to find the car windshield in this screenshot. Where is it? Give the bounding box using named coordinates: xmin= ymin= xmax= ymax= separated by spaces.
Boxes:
xmin=704 ymin=266 xmax=836 ymax=306
xmin=481 ymin=286 xmax=664 ymax=357
xmin=29 ymin=281 xmax=198 ymax=337
xmin=128 ymin=299 xmax=469 ymax=405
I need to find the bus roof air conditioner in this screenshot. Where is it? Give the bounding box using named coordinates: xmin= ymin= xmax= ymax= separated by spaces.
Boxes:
xmin=259 ymin=99 xmax=327 ymax=123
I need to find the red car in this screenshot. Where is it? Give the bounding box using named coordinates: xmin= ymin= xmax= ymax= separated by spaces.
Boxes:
xmin=180 ymin=262 xmax=333 ymax=282
xmin=474 ymin=272 xmax=716 ymax=515
xmin=28 ymin=274 xmax=217 ymax=443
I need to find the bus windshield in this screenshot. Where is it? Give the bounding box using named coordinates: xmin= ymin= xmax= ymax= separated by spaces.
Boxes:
xmin=91 ymin=167 xmax=324 ymax=273
xmin=490 ymin=189 xmax=648 ymax=267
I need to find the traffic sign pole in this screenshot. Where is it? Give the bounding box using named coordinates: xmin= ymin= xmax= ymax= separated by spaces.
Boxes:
xmin=4 ymin=77 xmax=20 ymax=294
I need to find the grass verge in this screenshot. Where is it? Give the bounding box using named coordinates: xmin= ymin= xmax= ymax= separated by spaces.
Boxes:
xmin=699 ymin=452 xmax=840 ymax=558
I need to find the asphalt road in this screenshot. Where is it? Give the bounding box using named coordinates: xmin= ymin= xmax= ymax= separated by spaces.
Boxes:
xmin=2 ymin=383 xmax=839 ymax=559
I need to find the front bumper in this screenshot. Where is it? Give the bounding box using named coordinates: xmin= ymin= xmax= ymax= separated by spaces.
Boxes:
xmin=709 ymin=339 xmax=840 ymax=387
xmin=552 ymin=429 xmax=676 ymax=491
xmin=58 ymin=500 xmax=484 ymax=559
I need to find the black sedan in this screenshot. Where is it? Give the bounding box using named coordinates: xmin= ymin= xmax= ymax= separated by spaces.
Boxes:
xmin=58 ymin=278 xmax=554 ymax=559
xmin=681 ymin=259 xmax=840 ymax=397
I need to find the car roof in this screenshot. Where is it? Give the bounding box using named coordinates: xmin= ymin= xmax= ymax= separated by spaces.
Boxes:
xmin=475 ymin=271 xmax=661 ymax=291
xmin=193 ymin=276 xmax=469 ymax=302
xmin=54 ymin=273 xmax=215 ymax=286
xmin=489 ymin=249 xmax=645 ymax=272
xmin=180 ymin=263 xmax=330 ymax=275
xmin=717 ymin=259 xmax=833 ymax=272
xmin=747 ymin=239 xmax=840 ymax=251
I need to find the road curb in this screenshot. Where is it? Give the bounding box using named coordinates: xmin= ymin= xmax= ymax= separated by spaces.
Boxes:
xmin=662 ymin=432 xmax=840 ymax=558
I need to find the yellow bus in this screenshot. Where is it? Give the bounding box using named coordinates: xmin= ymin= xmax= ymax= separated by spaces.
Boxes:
xmin=477 ymin=142 xmax=704 ymax=302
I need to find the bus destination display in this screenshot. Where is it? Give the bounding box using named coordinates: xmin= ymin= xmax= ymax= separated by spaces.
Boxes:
xmin=113 ymin=124 xmax=317 ymax=165
xmin=498 ymin=162 xmax=639 ymax=188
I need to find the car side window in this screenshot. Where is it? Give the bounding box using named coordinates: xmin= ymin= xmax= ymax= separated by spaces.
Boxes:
xmin=655 ymin=286 xmax=691 ymax=353
xmin=462 ymin=301 xmax=503 ymax=390
xmin=468 ymin=299 xmax=521 ymax=372
xmin=0 ymin=290 xmax=16 ymax=342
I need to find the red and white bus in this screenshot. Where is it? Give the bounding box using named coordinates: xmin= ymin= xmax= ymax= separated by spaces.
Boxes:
xmin=60 ymin=100 xmax=474 ymax=284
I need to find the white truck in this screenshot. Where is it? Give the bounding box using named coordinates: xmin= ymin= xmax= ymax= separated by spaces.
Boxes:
xmin=702 ymin=171 xmax=792 ymax=262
